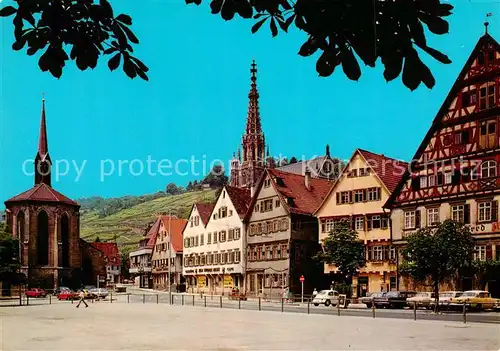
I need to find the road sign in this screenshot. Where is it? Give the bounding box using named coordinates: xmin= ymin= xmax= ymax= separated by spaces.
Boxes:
xmin=299 ymin=275 xmax=305 ymax=283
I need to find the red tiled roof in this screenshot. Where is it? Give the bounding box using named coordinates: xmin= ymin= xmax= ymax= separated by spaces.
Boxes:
xmin=91 ymin=242 xmax=121 ymax=265
xmin=4 ymin=183 xmax=78 ymax=207
xmin=195 ymin=203 xmax=215 ymax=225
xmin=357 ymin=149 xmax=408 ymax=193
xmin=145 ymin=218 xmax=161 ymax=249
xmin=159 ymin=216 xmax=187 ymax=252
xmin=267 ymin=169 xmax=332 ymax=215
xmin=225 ymin=186 xmax=251 ymax=218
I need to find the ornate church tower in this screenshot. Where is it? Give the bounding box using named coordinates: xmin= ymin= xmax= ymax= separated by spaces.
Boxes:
xmin=230 ymin=60 xmax=268 ymax=189
xmin=34 ymin=98 xmax=52 ymax=186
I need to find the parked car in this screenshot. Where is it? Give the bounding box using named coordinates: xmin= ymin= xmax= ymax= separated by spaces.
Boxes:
xmin=360 ymin=292 xmax=384 ymax=308
xmin=374 ymin=291 xmax=416 ymax=309
xmin=90 ymin=288 xmax=109 ymax=298
xmin=25 ymin=288 xmax=47 ymax=298
xmin=406 ymin=292 xmax=435 ymax=309
xmin=115 ymin=284 xmax=127 ymax=293
xmin=57 ymin=290 xmax=78 ymax=300
xmin=429 ymin=291 xmax=463 ymax=310
xmin=53 ymin=286 xmax=70 ymax=295
xmin=450 ymin=290 xmax=500 ymax=311
xmin=312 ymin=290 xmax=339 ymax=307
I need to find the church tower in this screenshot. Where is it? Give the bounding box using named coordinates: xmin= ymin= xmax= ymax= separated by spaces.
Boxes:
xmin=230 ymin=61 xmax=269 ymax=189
xmin=34 ymin=97 xmax=52 ymax=186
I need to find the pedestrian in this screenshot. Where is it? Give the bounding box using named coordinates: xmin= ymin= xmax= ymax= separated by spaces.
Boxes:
xmin=312 ymin=288 xmax=318 ymax=297
xmin=76 ymin=289 xmax=88 ymax=308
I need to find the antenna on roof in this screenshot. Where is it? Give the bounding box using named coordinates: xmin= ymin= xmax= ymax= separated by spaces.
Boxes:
xmin=485 ymin=13 xmax=493 ymax=34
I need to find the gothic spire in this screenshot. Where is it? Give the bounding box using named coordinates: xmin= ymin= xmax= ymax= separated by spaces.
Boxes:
xmin=38 ymin=95 xmax=48 ymax=157
xmin=245 ymin=60 xmax=262 ymax=136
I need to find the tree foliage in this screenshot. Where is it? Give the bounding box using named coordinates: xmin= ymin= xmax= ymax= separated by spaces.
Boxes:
xmin=0 ymin=222 xmax=23 ymax=284
xmin=315 ymin=220 xmax=365 ymax=280
xmin=1 ymin=0 xmax=454 ymax=89
xmin=0 ymin=0 xmax=148 ymax=80
xmin=400 ymin=219 xmax=474 ymax=311
xmin=202 ymin=165 xmax=229 ymax=188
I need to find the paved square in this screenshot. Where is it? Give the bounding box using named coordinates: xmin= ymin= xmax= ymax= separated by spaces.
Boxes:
xmin=1 ymin=303 xmax=499 ymax=350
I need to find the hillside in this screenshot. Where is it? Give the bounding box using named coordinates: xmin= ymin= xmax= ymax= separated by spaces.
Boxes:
xmin=80 ymin=190 xmax=216 ymax=255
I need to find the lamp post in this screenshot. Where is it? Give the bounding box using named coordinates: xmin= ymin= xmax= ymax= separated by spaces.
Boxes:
xmin=168 ymin=211 xmax=172 ymax=304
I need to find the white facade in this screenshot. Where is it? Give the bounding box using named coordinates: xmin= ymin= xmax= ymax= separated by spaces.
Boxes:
xmin=106 ymin=264 xmax=121 ymax=284
xmin=183 ymin=188 xmax=246 ymax=294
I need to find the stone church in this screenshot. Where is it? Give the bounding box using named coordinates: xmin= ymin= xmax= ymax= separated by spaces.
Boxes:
xmin=4 ymin=98 xmax=105 ymax=290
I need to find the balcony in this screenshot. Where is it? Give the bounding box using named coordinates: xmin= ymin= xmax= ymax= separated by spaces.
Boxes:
xmin=129 ymin=248 xmax=152 ymax=258
xmin=129 ymin=263 xmax=152 ymax=274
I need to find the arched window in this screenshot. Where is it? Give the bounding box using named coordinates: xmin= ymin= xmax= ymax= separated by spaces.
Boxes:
xmin=16 ymin=211 xmax=25 ymax=265
xmin=37 ymin=210 xmax=49 ymax=266
xmin=60 ymin=214 xmax=70 ymax=267
xmin=481 ymin=160 xmax=497 ymax=178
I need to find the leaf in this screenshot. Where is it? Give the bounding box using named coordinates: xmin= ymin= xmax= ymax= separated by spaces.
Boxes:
xmin=108 ymin=53 xmax=121 ymax=71
xmin=270 ymin=17 xmax=278 ymax=37
xmin=421 ymin=16 xmax=449 ymax=35
xmin=419 ymin=45 xmax=452 ymax=64
xmin=220 ymin=1 xmax=235 ymax=20
xmin=382 ymin=53 xmax=404 ymax=82
xmin=251 ymin=18 xmax=267 ymax=34
xmin=210 ymin=0 xmax=223 ymax=14
xmin=136 ymin=68 xmax=149 ymax=81
xmin=235 ymin=0 xmax=253 ymax=19
xmin=186 ymin=0 xmax=202 ymax=4
xmin=0 ymin=6 xmax=17 ymax=17
xmin=341 ymin=47 xmax=361 ymax=81
xmin=130 ymin=56 xmax=149 ymax=72
xmin=12 ymin=39 xmax=26 ymax=51
xmin=402 ymin=55 xmax=421 ymax=91
xmin=123 ymin=56 xmax=137 ymax=79
xmin=116 ymin=14 xmax=132 ymax=25
xmin=100 ymin=0 xmax=114 ymax=18
xmin=103 ymin=47 xmax=117 ymax=55
xmin=316 ymin=49 xmax=338 ymax=77
xmin=298 ymin=37 xmax=319 ymax=57
xmin=38 ymin=50 xmax=51 ymax=72
xmin=410 ymin=21 xmax=426 ymax=47
xmin=119 ymin=23 xmax=139 ymax=44
xmin=418 ymin=58 xmax=435 ymax=89
xmin=112 ymin=22 xmax=127 ymax=45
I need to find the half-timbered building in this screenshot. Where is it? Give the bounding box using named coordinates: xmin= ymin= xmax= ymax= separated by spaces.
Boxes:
xmin=385 ymin=26 xmax=500 ymax=296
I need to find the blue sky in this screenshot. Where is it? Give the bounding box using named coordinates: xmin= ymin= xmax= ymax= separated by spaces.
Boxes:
xmin=1 ymin=1 xmax=499 ymax=205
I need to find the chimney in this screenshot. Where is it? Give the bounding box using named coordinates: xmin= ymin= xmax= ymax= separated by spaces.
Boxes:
xmin=305 ymin=167 xmax=311 ymax=191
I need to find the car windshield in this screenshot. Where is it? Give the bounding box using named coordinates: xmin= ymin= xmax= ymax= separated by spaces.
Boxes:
xmin=463 ymin=291 xmax=478 ymax=297
xmin=317 ymin=290 xmax=330 ymax=295
xmin=416 ymin=292 xmax=429 ymax=297
xmin=386 ymin=292 xmax=399 ymax=297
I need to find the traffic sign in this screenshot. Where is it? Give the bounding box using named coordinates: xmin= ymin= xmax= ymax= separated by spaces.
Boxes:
xmin=299 ymin=275 xmax=305 ymax=283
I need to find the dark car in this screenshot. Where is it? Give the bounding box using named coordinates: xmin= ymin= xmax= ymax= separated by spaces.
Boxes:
xmin=361 ymin=292 xmax=384 ymax=308
xmin=375 ymin=291 xmax=416 ymax=309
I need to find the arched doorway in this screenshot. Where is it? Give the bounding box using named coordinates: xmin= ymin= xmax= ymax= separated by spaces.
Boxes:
xmin=16 ymin=211 xmax=25 ymax=265
xmin=37 ymin=210 xmax=49 ymax=266
xmin=60 ymin=214 xmax=70 ymax=267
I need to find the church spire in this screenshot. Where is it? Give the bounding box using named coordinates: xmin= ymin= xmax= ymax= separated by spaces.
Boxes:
xmin=245 ymin=60 xmax=262 ymax=136
xmin=34 ymin=95 xmax=52 ymax=186
xmin=38 ymin=95 xmax=48 ymax=157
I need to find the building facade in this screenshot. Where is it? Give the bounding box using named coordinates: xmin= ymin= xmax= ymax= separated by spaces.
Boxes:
xmin=129 ymin=221 xmax=158 ymax=288
xmin=151 ymin=216 xmax=187 ymax=290
xmin=385 ymin=28 xmax=500 ymax=297
xmin=246 ymin=168 xmax=331 ymax=297
xmin=183 ymin=187 xmax=250 ymax=294
xmin=230 ymin=61 xmax=273 ymax=189
xmin=4 ymin=98 xmax=105 ymax=290
xmin=314 ymin=149 xmax=407 ymax=296
xmin=91 ymin=242 xmax=121 ymax=284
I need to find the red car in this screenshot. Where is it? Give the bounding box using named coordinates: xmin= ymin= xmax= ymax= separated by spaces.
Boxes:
xmin=25 ymin=288 xmax=47 ymax=298
xmin=57 ymin=290 xmax=78 ymax=301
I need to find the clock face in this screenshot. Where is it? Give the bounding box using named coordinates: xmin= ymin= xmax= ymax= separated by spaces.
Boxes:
xmin=39 ymin=161 xmax=50 ymax=175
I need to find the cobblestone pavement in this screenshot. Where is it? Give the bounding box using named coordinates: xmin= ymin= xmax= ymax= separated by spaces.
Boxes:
xmin=1 ymin=302 xmax=499 ymax=350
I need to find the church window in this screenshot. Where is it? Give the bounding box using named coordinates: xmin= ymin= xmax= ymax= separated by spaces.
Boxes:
xmin=481 ymin=160 xmax=497 ymax=178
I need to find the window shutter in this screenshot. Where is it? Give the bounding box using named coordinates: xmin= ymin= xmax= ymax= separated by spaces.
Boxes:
xmin=349 ymin=191 xmax=354 ymax=203
xmin=336 ymin=193 xmax=340 ymax=204
xmin=492 ymin=201 xmax=498 ymax=221
xmin=367 ymin=216 xmax=372 ymax=231
xmin=350 ymin=217 xmax=355 ymax=230
xmin=383 ymin=246 xmax=389 ymax=261
xmin=362 ymin=189 xmax=367 ymax=202
xmin=437 ymin=173 xmax=444 ymax=186
xmin=321 ymin=221 xmax=326 ymax=233
xmin=415 ymin=210 xmax=421 ymax=228
xmin=486 ymin=244 xmax=493 ymax=260
xmin=367 ymin=247 xmax=372 ymax=261
xmin=464 ymin=204 xmax=471 ymax=224
xmin=462 ymin=130 xmax=470 ymax=144
xmin=377 ymin=187 xmax=382 ymax=201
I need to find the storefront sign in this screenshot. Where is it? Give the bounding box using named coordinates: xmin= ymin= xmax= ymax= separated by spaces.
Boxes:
xmin=198 ymin=276 xmax=206 ymax=288
xmin=223 ymin=275 xmax=233 ymax=288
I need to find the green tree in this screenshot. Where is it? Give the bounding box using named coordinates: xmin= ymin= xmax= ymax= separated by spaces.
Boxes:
xmin=0 ymin=222 xmax=23 ymax=285
xmin=202 ymin=165 xmax=228 ymax=188
xmin=400 ymin=219 xmax=474 ymax=311
xmin=289 ymin=157 xmax=298 ymax=164
xmin=165 ymin=182 xmax=182 ymax=195
xmin=95 ymin=236 xmax=101 ymax=242
xmin=120 ymin=252 xmax=130 ymax=280
xmin=315 ymin=220 xmax=365 ymax=283
xmin=186 ymin=181 xmax=194 ymax=192
xmin=0 ymin=0 xmax=453 ymax=89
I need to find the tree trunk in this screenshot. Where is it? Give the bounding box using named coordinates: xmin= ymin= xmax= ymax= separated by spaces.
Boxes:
xmin=433 ymin=279 xmax=440 ymax=313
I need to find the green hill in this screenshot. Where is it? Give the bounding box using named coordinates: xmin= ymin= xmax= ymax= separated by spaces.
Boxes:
xmin=80 ymin=190 xmax=216 ymax=255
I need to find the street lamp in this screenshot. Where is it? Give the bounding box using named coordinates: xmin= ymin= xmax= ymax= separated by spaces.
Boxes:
xmin=168 ymin=211 xmax=172 ymax=304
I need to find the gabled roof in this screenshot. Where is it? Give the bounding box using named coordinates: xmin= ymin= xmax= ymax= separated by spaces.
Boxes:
xmin=4 ymin=183 xmax=79 ymax=207
xmin=357 ymin=149 xmax=408 ymax=193
xmin=195 ymin=203 xmax=215 ymax=225
xmin=225 ymin=185 xmax=251 ymax=218
xmin=145 ymin=218 xmax=161 ymax=249
xmin=159 ymin=216 xmax=187 ymax=252
xmin=386 ymin=32 xmax=500 ymax=208
xmin=91 ymin=242 xmax=121 ymax=266
xmin=313 ymin=149 xmax=407 ymax=215
xmin=252 ymin=168 xmax=331 ymax=216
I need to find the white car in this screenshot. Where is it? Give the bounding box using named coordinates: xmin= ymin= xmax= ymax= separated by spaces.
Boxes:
xmin=90 ymin=288 xmax=109 ymax=298
xmin=429 ymin=291 xmax=463 ymax=310
xmin=407 ymin=292 xmax=435 ymax=309
xmin=312 ymin=290 xmax=339 ymax=307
